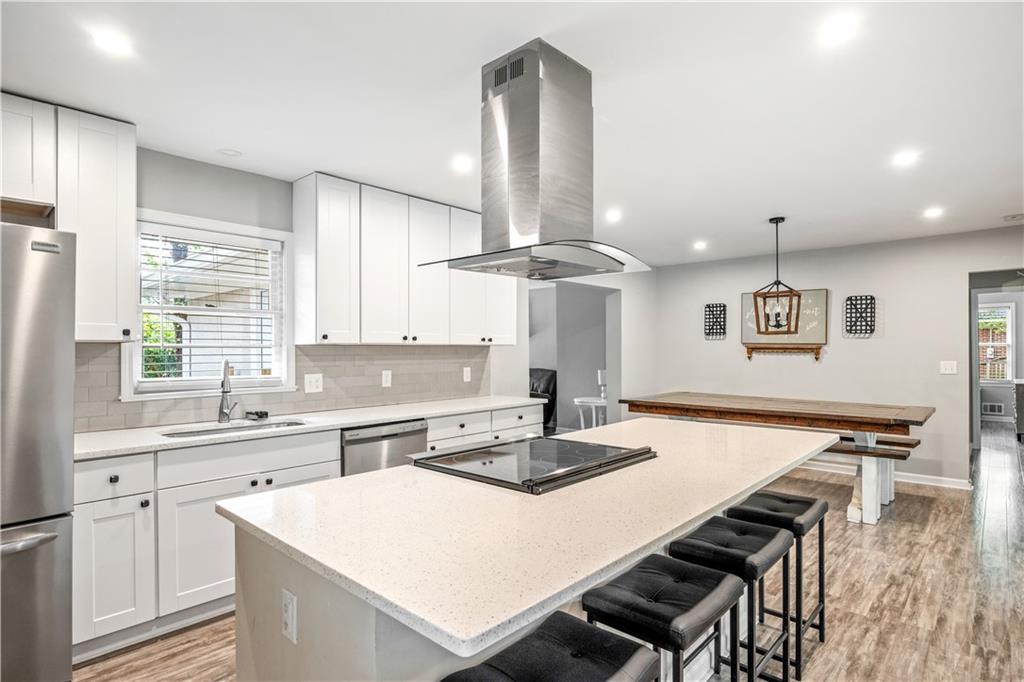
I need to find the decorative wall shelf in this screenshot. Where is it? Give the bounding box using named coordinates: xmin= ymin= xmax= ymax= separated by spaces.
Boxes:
xmin=744 ymin=343 xmax=823 ymax=361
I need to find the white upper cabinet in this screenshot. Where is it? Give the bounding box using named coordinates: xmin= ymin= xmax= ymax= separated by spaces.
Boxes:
xmin=360 ymin=186 xmax=410 ymax=343
xmin=449 ymin=208 xmax=517 ymax=345
xmin=293 ymin=173 xmax=361 ymax=344
xmin=56 ymin=107 xmax=137 ymax=342
xmin=1 ymin=94 xmax=56 ymax=205
xmin=408 ymin=198 xmax=451 ymax=344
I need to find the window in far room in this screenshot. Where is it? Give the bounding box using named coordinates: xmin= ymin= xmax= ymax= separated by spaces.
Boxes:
xmin=978 ymin=303 xmax=1014 ymax=380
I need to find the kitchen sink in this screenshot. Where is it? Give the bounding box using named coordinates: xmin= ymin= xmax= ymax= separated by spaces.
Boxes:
xmin=162 ymin=420 xmax=306 ymax=438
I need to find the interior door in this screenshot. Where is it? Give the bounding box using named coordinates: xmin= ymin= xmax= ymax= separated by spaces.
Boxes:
xmin=408 ymin=198 xmax=450 ymax=344
xmin=156 ymin=475 xmax=255 ymax=615
xmin=72 ymin=494 xmax=156 ymax=643
xmin=1 ymin=516 xmax=72 ymax=682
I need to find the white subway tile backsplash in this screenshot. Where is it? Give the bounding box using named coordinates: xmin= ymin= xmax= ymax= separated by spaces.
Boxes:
xmin=74 ymin=343 xmax=491 ymax=432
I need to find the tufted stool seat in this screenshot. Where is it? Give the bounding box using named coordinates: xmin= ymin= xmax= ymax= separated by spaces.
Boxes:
xmin=441 ymin=611 xmax=660 ymax=682
xmin=726 ymin=492 xmax=828 ymax=680
xmin=669 ymin=516 xmax=793 ymax=682
xmin=582 ymin=554 xmax=744 ymax=682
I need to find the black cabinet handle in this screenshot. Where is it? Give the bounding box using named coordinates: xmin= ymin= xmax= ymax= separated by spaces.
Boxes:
xmin=109 ymin=474 xmax=120 ymax=483
xmin=411 ymin=336 xmax=418 ymax=341
xmin=265 ymin=478 xmax=273 ymax=485
xmin=402 ymin=335 xmax=408 ymax=341
xmin=121 ymin=328 xmax=130 ymax=337
xmin=321 ymin=333 xmax=328 ymax=340
xmin=140 ymin=499 xmax=150 ymax=508
xmin=459 ymin=423 xmax=466 ymax=429
xmin=250 ymin=479 xmax=259 ymax=487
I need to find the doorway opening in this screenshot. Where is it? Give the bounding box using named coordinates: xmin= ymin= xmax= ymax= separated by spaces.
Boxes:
xmin=968 ymin=269 xmax=1024 ymax=480
xmin=527 ymin=281 xmax=622 ymax=434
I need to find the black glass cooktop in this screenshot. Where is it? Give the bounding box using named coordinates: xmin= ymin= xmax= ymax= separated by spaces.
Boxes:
xmin=414 ymin=437 xmax=656 ymax=494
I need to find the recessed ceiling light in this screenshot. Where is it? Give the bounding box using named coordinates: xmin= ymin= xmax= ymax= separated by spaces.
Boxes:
xmin=87 ymin=27 xmax=133 ymax=58
xmin=451 ymin=154 xmax=473 ymax=174
xmin=217 ymin=148 xmax=242 ymax=157
xmin=818 ymin=13 xmax=860 ymax=48
xmin=605 ymin=208 xmax=623 ymax=224
xmin=693 ymin=240 xmax=707 ymax=251
xmin=891 ymin=149 xmax=920 ymax=168
xmin=923 ymin=206 xmax=944 ymax=219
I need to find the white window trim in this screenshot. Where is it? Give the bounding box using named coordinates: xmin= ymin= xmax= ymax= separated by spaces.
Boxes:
xmin=120 ymin=208 xmax=296 ymax=402
xmin=978 ymin=301 xmax=1014 ymax=384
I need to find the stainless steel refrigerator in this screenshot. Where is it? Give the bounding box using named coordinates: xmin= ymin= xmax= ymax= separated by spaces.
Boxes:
xmin=1 ymin=222 xmax=75 ymax=681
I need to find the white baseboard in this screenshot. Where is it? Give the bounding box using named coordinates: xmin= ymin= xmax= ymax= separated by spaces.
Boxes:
xmin=797 ymin=458 xmax=971 ymax=490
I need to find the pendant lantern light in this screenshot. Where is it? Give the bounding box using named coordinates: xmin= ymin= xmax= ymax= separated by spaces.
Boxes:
xmin=753 ymin=217 xmax=801 ymax=335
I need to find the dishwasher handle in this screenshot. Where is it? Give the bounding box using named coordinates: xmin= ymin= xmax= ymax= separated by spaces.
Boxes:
xmin=342 ymin=419 xmax=428 ymax=445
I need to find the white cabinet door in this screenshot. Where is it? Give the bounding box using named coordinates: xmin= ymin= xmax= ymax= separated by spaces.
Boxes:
xmin=408 ymin=198 xmax=450 ymax=345
xmin=485 ymin=275 xmax=518 ymax=345
xmin=1 ymin=94 xmax=55 ymax=205
xmin=449 ymin=208 xmax=487 ymax=345
xmin=361 ymin=186 xmax=409 ymax=343
xmin=57 ymin=108 xmax=137 ymax=342
xmin=72 ymin=493 xmax=156 ymax=643
xmin=315 ymin=175 xmax=361 ymax=344
xmin=263 ymin=460 xmax=341 ymax=490
xmin=156 ymin=474 xmax=256 ymax=616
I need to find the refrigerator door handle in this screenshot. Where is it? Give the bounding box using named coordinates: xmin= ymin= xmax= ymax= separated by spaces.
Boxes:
xmin=1 ymin=532 xmax=58 ymax=556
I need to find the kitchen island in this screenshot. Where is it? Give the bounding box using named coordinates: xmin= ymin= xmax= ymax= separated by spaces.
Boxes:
xmin=216 ymin=417 xmax=837 ymax=681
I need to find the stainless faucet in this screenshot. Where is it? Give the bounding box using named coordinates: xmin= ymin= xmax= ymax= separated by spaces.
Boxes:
xmin=218 ymin=359 xmax=238 ymax=423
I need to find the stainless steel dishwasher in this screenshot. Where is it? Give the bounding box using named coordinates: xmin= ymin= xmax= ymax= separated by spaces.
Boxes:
xmin=341 ymin=419 xmax=429 ymax=476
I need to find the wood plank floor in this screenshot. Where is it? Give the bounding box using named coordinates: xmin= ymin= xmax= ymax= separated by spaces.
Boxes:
xmin=74 ymin=423 xmax=1023 ymax=681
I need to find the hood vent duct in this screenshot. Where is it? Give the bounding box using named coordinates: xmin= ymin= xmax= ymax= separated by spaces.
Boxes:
xmin=426 ymin=38 xmax=649 ymax=281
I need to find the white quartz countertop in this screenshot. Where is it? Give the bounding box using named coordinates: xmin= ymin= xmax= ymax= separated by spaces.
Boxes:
xmin=216 ymin=417 xmax=838 ymax=657
xmin=74 ymin=395 xmax=545 ymax=461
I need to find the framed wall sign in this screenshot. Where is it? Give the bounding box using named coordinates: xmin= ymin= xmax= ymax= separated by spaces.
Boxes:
xmin=844 ymin=295 xmax=876 ymax=336
xmin=704 ymin=303 xmax=727 ymax=339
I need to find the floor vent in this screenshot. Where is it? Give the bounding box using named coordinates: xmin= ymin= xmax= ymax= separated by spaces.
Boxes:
xmin=981 ymin=402 xmax=1005 ymax=416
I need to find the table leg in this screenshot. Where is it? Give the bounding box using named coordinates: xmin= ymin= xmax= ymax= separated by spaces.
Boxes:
xmin=590 ymin=405 xmax=598 ymax=429
xmin=846 ymin=432 xmax=881 ymax=525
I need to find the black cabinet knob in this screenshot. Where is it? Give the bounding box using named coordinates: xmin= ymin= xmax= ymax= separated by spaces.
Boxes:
xmin=121 ymin=328 xmax=130 ymax=337
xmin=480 ymin=337 xmax=486 ymax=342
xmin=109 ymin=474 xmax=120 ymax=483
xmin=411 ymin=336 xmax=417 ymax=341
xmin=321 ymin=333 xmax=328 ymax=340
xmin=402 ymin=335 xmax=408 ymax=341
xmin=487 ymin=337 xmax=493 ymax=343
xmin=459 ymin=423 xmax=466 ymax=429
xmin=429 ymin=445 xmax=436 ymax=451
xmin=494 ymin=434 xmax=500 ymax=440
xmin=250 ymin=479 xmax=259 ymax=487
xmin=140 ymin=499 xmax=150 ymax=508
xmin=265 ymin=478 xmax=273 ymax=485
xmin=517 ymin=415 xmax=524 ymax=420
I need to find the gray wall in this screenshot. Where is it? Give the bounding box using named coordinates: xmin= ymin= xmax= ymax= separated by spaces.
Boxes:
xmin=528 ymin=286 xmax=557 ymax=369
xmin=137 ymin=148 xmax=293 ymax=230
xmin=555 ymin=282 xmax=609 ymax=430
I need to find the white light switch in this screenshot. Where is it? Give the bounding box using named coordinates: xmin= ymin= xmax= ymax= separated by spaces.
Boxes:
xmin=304 ymin=373 xmax=323 ymax=393
xmin=939 ymin=361 xmax=957 ymax=375
xmin=281 ymin=588 xmax=298 ymax=644
xmin=463 ymin=367 xmax=472 ymax=382
xmin=382 ymin=369 xmax=392 ymax=388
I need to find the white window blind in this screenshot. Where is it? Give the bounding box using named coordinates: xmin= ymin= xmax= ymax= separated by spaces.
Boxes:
xmin=978 ymin=304 xmax=1013 ymax=381
xmin=134 ymin=224 xmax=285 ymax=392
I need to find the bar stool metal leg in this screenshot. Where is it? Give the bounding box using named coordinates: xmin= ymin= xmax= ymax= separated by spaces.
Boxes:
xmin=730 ymin=604 xmax=740 ymax=682
xmin=794 ymin=536 xmax=803 ymax=680
xmin=782 ymin=551 xmax=790 ymax=682
xmin=674 ymin=648 xmax=683 ymax=682
xmin=818 ymin=519 xmax=826 ymax=643
xmin=714 ymin=620 xmax=722 ymax=676
xmin=746 ymin=581 xmax=756 ymax=682
xmin=758 ymin=578 xmax=766 ymax=623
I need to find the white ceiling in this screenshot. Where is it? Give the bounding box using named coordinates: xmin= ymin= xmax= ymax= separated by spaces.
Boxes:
xmin=2 ymin=2 xmax=1021 ymax=267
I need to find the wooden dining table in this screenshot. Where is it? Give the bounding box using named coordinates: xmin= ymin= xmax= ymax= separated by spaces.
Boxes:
xmin=621 ymin=391 xmax=936 ymax=525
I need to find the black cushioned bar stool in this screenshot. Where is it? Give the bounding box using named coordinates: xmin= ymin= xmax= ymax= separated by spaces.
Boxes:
xmin=726 ymin=491 xmax=827 ymax=680
xmin=441 ymin=611 xmax=660 ymax=682
xmin=668 ymin=516 xmax=793 ymax=682
xmin=581 ymin=554 xmax=745 ymax=682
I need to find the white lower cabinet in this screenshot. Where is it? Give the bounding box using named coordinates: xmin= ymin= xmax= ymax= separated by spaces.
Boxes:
xmin=72 ymin=493 xmax=156 ymax=644
xmin=264 ymin=460 xmax=341 ymax=490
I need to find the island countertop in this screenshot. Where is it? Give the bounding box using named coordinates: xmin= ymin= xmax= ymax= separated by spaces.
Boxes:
xmin=216 ymin=417 xmax=837 ymax=657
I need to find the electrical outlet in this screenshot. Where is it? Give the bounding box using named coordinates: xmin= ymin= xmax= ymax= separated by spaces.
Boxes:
xmin=281 ymin=588 xmax=298 ymax=644
xmin=463 ymin=367 xmax=471 ymax=382
xmin=304 ymin=373 xmax=323 ymax=393
xmin=939 ymin=360 xmax=958 ymax=375
xmin=381 ymin=369 xmax=392 ymax=388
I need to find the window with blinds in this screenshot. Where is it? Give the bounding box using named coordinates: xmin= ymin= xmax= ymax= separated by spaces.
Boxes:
xmin=134 ymin=223 xmax=285 ymax=393
xmin=978 ymin=304 xmax=1014 ymax=381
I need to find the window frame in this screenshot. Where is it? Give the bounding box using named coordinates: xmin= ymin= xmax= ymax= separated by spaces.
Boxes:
xmin=978 ymin=301 xmax=1014 ymax=383
xmin=120 ymin=209 xmax=295 ymax=402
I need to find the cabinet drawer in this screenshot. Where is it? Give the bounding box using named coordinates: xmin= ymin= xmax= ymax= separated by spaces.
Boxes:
xmin=157 ymin=430 xmax=340 ymax=489
xmin=491 ymin=405 xmax=544 ymax=432
xmin=423 ymin=432 xmax=493 ymax=457
xmin=427 ymin=411 xmax=490 ymax=441
xmin=74 ymin=454 xmax=154 ymax=504
xmin=491 ymin=423 xmax=544 ymax=442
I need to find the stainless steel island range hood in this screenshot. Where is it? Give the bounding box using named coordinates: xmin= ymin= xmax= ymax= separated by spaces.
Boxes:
xmin=428 ymin=39 xmax=649 ymax=280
